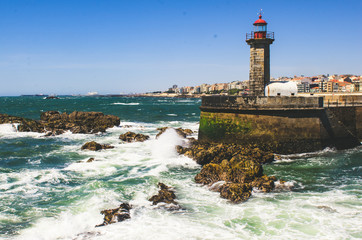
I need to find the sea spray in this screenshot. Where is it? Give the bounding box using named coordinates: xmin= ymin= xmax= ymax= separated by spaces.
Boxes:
xmin=0 ymin=96 xmax=360 ymax=240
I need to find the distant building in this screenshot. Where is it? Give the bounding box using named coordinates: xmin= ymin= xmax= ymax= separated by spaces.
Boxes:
xmin=297 ymin=82 xmax=310 ymax=93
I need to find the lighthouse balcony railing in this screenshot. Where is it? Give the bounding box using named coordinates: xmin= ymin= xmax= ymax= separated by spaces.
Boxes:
xmin=246 ymin=31 xmax=274 ymax=40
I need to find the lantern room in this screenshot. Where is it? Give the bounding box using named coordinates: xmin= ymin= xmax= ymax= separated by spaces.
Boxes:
xmin=253 ymin=15 xmax=267 ymax=38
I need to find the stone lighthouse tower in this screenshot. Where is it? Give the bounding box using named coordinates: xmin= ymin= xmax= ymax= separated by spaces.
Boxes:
xmin=246 ymin=13 xmax=274 ymax=96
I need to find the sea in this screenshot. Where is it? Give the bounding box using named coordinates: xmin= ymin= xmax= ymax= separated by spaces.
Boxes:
xmin=0 ymin=96 xmax=361 ymax=240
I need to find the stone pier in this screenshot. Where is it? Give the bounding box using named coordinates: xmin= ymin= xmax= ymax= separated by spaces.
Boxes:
xmin=198 ymin=95 xmax=362 ymax=154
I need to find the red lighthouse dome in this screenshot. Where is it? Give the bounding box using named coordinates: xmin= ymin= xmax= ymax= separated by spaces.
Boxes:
xmin=253 ymin=14 xmax=268 ymax=39
xmin=246 ymin=11 xmax=274 ymax=41
xmin=253 ymin=15 xmax=267 ymax=25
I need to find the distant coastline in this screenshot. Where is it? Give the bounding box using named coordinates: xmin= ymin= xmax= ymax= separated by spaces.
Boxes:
xmin=16 ymin=92 xmax=362 ymax=99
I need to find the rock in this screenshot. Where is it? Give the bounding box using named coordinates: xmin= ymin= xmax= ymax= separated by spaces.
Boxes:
xmin=317 ymin=205 xmax=337 ymax=213
xmin=177 ymin=140 xmax=277 ymax=203
xmin=219 ymin=183 xmax=252 ymax=203
xmin=178 ymin=142 xmax=274 ymax=166
xmin=45 ymin=96 xmax=59 ymax=99
xmin=40 ymin=111 xmax=62 ymax=121
xmin=194 ymin=156 xmax=263 ymax=186
xmin=81 ymin=141 xmax=114 ymax=151
xmin=148 ymin=183 xmax=179 ymax=206
xmin=119 ymin=131 xmax=150 ymax=142
xmin=156 ymin=127 xmax=193 ymax=138
xmin=0 ymin=113 xmax=45 ymax=133
xmin=42 ymin=111 xmax=120 ymax=134
xmin=251 ymin=175 xmax=277 ymax=193
xmin=0 ymin=111 xmax=120 ymax=135
xmin=43 ymin=129 xmax=65 ymax=137
xmin=87 ymin=158 xmax=95 ymax=163
xmin=96 ymin=203 xmax=132 ymax=227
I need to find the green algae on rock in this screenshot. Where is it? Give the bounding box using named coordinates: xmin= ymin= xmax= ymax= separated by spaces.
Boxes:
xmin=177 ymin=141 xmax=276 ymax=203
xmin=0 ymin=111 xmax=120 ymax=135
xmin=96 ymin=203 xmax=132 ymax=227
xmin=156 ymin=127 xmax=193 ymax=138
xmin=119 ymin=131 xmax=150 ymax=142
xmin=81 ymin=141 xmax=114 ymax=151
xmin=148 ymin=183 xmax=182 ymax=210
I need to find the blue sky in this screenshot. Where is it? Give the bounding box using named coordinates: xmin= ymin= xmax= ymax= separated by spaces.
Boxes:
xmin=0 ymin=0 xmax=361 ymax=96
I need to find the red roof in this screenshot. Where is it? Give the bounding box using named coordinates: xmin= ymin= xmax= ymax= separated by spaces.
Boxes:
xmin=254 ymin=15 xmax=267 ymax=25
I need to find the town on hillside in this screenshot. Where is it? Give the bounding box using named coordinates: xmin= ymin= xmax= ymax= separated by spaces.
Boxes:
xmin=147 ymin=74 xmax=362 ymax=97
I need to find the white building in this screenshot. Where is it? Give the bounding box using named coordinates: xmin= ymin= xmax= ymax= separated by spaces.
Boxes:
xmin=265 ymin=81 xmax=298 ymax=96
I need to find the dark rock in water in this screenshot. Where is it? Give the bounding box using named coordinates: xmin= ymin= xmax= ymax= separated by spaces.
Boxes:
xmin=87 ymin=157 xmax=95 ymax=163
xmin=96 ymin=203 xmax=132 ymax=227
xmin=177 ymin=142 xmax=274 ymax=166
xmin=317 ymin=205 xmax=337 ymax=213
xmin=44 ymin=129 xmax=65 ymax=137
xmin=81 ymin=141 xmax=114 ymax=151
xmin=251 ymin=175 xmax=277 ymax=193
xmin=219 ymin=183 xmax=252 ymax=203
xmin=177 ymin=140 xmax=277 ymax=203
xmin=45 ymin=96 xmax=60 ymax=99
xmin=0 ymin=113 xmax=46 ymax=133
xmin=149 ymin=183 xmax=180 ymax=208
xmin=41 ymin=111 xmax=120 ymax=134
xmin=119 ymin=131 xmax=150 ymax=142
xmin=0 ymin=111 xmax=120 ymax=135
xmin=156 ymin=127 xmax=193 ymax=138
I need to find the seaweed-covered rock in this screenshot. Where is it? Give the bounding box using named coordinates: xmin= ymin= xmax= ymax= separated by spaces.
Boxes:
xmin=0 ymin=111 xmax=120 ymax=135
xmin=0 ymin=113 xmax=46 ymax=133
xmin=156 ymin=127 xmax=193 ymax=138
xmin=219 ymin=183 xmax=252 ymax=203
xmin=194 ymin=156 xmax=263 ymax=186
xmin=178 ymin=140 xmax=277 ymax=203
xmin=42 ymin=111 xmax=120 ymax=134
xmin=148 ymin=183 xmax=179 ymax=206
xmin=178 ymin=142 xmax=274 ymax=166
xmin=96 ymin=203 xmax=132 ymax=227
xmin=251 ymin=175 xmax=277 ymax=193
xmin=81 ymin=141 xmax=114 ymax=151
xmin=119 ymin=131 xmax=150 ymax=142
xmin=86 ymin=157 xmax=95 ymax=163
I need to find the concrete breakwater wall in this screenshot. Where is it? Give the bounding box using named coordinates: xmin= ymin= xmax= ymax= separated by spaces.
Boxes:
xmin=199 ymin=96 xmax=361 ymax=154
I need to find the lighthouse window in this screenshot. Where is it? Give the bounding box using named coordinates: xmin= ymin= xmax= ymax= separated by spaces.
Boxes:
xmin=255 ymin=25 xmax=266 ymax=32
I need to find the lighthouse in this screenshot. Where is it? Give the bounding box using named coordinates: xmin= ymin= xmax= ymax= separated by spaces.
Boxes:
xmin=246 ymin=12 xmax=274 ymax=96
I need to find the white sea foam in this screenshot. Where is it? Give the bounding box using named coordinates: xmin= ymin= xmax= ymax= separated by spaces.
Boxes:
xmin=112 ymin=102 xmax=140 ymax=105
xmin=0 ymin=123 xmax=18 ymax=133
xmin=275 ymin=147 xmax=337 ymax=163
xmin=0 ymin=168 xmax=68 ymax=194
xmin=13 ymin=163 xmax=362 ymax=240
xmin=0 ymin=123 xmax=43 ymax=139
xmin=4 ymin=117 xmax=360 ymax=240
xmin=166 ymin=114 xmax=177 ymax=116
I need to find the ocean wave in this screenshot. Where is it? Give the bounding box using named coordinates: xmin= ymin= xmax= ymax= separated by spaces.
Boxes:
xmin=112 ymin=102 xmax=140 ymax=106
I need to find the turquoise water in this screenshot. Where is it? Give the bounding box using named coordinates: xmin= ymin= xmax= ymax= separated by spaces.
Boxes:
xmin=0 ymin=96 xmax=361 ymax=240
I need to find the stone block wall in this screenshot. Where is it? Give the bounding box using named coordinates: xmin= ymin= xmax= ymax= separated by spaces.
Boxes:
xmin=246 ymin=38 xmax=273 ymax=96
xmin=199 ymin=96 xmax=361 ymax=154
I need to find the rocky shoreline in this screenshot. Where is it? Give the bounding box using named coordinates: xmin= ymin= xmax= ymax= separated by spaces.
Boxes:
xmin=0 ymin=112 xmax=282 ymax=225
xmin=0 ymin=111 xmax=120 ymax=135
xmin=177 ymin=141 xmax=277 ymax=203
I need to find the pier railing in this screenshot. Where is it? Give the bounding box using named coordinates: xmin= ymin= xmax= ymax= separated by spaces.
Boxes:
xmin=246 ymin=31 xmax=274 ymax=40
